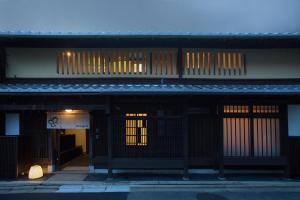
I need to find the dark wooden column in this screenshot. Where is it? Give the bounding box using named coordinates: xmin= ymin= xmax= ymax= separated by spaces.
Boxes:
xmin=106 ymin=97 xmax=113 ymax=179
xmin=177 ymin=48 xmax=183 ymax=78
xmin=281 ymin=105 xmax=291 ymax=178
xmin=0 ymin=48 xmax=6 ymax=83
xmin=89 ymin=112 xmax=94 ymax=172
xmin=218 ymin=104 xmax=225 ymax=179
xmin=183 ymin=102 xmax=189 ymax=180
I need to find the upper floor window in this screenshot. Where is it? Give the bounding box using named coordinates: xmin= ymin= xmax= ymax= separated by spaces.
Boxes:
xmin=56 ymin=48 xmax=177 ymax=78
xmin=183 ymin=49 xmax=246 ymax=77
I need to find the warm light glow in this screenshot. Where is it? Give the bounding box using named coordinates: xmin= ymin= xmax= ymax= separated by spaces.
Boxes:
xmin=125 ymin=113 xmax=148 ymax=146
xmin=66 ymin=52 xmax=71 ymax=57
xmin=28 ymin=165 xmax=43 ymax=179
xmin=65 ymin=109 xmax=73 ymax=113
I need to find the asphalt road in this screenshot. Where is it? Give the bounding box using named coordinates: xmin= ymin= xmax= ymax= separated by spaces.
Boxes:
xmin=1 ymin=191 xmax=300 ymax=200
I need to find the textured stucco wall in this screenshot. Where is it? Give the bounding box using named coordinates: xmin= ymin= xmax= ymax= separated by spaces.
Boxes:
xmin=6 ymin=48 xmax=300 ymax=79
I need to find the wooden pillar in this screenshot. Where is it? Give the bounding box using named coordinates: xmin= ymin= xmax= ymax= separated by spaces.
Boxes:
xmin=281 ymin=105 xmax=291 ymax=178
xmin=218 ymin=104 xmax=225 ymax=179
xmin=106 ymin=97 xmax=113 ymax=179
xmin=0 ymin=48 xmax=6 ymax=83
xmin=89 ymin=112 xmax=94 ymax=173
xmin=48 ymin=130 xmax=54 ymax=173
xmin=177 ymin=48 xmax=183 ymax=78
xmin=183 ymin=102 xmax=189 ymax=180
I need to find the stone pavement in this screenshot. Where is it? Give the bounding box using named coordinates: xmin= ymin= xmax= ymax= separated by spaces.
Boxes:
xmin=1 ymin=172 xmax=300 ymax=194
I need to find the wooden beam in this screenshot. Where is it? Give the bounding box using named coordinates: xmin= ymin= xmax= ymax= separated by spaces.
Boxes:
xmin=0 ymin=104 xmax=106 ymax=110
xmin=107 ymin=96 xmax=113 ymax=179
xmin=218 ymin=103 xmax=225 ymax=179
xmin=281 ymin=104 xmax=291 ymax=178
xmin=177 ymin=48 xmax=183 ymax=78
xmin=89 ymin=112 xmax=94 ymax=172
xmin=183 ymin=102 xmax=189 ymax=180
xmin=0 ymin=48 xmax=6 ymax=82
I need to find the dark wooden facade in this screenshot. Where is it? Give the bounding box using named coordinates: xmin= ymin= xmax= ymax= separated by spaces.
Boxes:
xmin=1 ymin=94 xmax=300 ymax=178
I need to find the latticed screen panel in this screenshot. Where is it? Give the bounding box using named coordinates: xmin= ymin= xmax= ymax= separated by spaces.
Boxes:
xmin=56 ymin=49 xmax=177 ymax=77
xmin=125 ymin=113 xmax=148 ymax=146
xmin=183 ymin=49 xmax=246 ymax=76
xmin=223 ymin=105 xmax=281 ymax=158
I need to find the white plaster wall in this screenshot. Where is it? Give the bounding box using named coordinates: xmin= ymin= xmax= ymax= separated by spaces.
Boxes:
xmin=6 ymin=48 xmax=300 ymax=79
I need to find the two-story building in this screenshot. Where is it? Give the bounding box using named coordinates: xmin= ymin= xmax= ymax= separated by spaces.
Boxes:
xmin=0 ymin=0 xmax=300 ymax=179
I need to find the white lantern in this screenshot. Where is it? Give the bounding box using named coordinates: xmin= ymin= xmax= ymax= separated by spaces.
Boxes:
xmin=28 ymin=165 xmax=43 ymax=179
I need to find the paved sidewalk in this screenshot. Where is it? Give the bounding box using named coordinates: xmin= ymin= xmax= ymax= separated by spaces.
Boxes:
xmin=2 ymin=179 xmax=300 ymax=193
xmin=1 ymin=172 xmax=300 ymax=193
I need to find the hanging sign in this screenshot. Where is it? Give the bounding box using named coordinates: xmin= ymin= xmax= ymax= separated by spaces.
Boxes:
xmin=47 ymin=112 xmax=90 ymax=129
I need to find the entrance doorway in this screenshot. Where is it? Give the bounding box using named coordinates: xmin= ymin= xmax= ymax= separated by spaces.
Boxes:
xmin=47 ymin=110 xmax=90 ymax=172
xmin=59 ymin=128 xmax=89 ymax=171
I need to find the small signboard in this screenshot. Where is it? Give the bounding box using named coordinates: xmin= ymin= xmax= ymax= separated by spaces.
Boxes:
xmin=288 ymin=105 xmax=300 ymax=136
xmin=47 ymin=112 xmax=90 ymax=129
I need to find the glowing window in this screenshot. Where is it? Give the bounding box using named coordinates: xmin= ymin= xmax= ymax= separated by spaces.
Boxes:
xmin=125 ymin=113 xmax=148 ymax=146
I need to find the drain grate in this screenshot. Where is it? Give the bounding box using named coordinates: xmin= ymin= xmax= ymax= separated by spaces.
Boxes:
xmin=197 ymin=193 xmax=228 ymax=200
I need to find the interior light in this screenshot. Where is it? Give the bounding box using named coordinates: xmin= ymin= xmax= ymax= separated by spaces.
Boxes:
xmin=66 ymin=52 xmax=71 ymax=57
xmin=65 ymin=109 xmax=73 ymax=113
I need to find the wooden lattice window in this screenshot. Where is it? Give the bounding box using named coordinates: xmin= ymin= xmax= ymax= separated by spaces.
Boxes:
xmin=223 ymin=105 xmax=281 ymax=158
xmin=125 ymin=113 xmax=148 ymax=146
xmin=56 ymin=49 xmax=177 ymax=77
xmin=183 ymin=49 xmax=246 ymax=76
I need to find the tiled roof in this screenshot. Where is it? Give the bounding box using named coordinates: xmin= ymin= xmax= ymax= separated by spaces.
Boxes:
xmin=0 ymin=31 xmax=300 ymax=38
xmin=0 ymin=84 xmax=300 ymax=94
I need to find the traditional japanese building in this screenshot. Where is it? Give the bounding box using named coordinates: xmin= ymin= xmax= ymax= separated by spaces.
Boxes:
xmin=0 ymin=0 xmax=300 ymax=179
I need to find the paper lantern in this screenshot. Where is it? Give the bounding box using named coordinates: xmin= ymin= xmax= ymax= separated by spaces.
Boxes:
xmin=28 ymin=165 xmax=43 ymax=179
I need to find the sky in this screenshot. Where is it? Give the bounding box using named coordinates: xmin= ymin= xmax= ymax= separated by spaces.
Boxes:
xmin=0 ymin=0 xmax=299 ymax=34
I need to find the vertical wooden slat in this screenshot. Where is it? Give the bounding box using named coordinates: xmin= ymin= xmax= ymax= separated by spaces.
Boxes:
xmin=192 ymin=50 xmax=195 ymax=75
xmin=233 ymin=53 xmax=236 ymax=75
xmin=87 ymin=50 xmax=91 ymax=75
xmin=243 ymin=53 xmax=247 ymax=75
xmin=77 ymin=51 xmax=80 ymax=75
xmin=165 ymin=50 xmax=168 ymax=75
xmin=150 ymin=51 xmax=153 ymax=75
xmin=124 ymin=50 xmax=128 ymax=75
xmin=217 ymin=52 xmax=221 ymax=75
xmin=160 ymin=50 xmax=163 ymax=75
xmin=202 ymin=51 xmax=205 ymax=75
xmin=186 ymin=51 xmax=190 ymax=75
xmin=197 ymin=50 xmax=200 ymax=75
xmin=212 ymin=53 xmax=216 ymax=75
xmin=56 ymin=51 xmax=60 ymax=74
xmin=222 ymin=52 xmax=226 ymax=75
xmin=92 ymin=50 xmax=96 ymax=74
xmin=72 ymin=50 xmax=75 ymax=75
xmin=144 ymin=49 xmax=147 ymax=75
xmin=170 ymin=50 xmax=173 ymax=75
xmin=228 ymin=52 xmax=231 ymax=76
xmin=238 ymin=53 xmax=242 ymax=75
xmin=97 ymin=50 xmax=101 ymax=74
xmin=66 ymin=50 xmax=70 ymax=75
xmin=61 ymin=52 xmax=65 ymax=75
xmin=120 ymin=50 xmax=124 ymax=76
xmin=102 ymin=51 xmax=106 ymax=75
xmin=107 ymin=51 xmax=111 ymax=75
xmin=208 ymin=52 xmax=211 ymax=75
xmin=82 ymin=50 xmax=86 ymax=74
xmin=113 ymin=51 xmax=116 ymax=74
xmin=133 ymin=51 xmax=137 ymax=74
xmin=127 ymin=51 xmax=130 ymax=75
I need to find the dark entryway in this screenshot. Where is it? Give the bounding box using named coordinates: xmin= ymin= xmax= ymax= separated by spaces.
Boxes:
xmin=188 ymin=111 xmax=218 ymax=167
